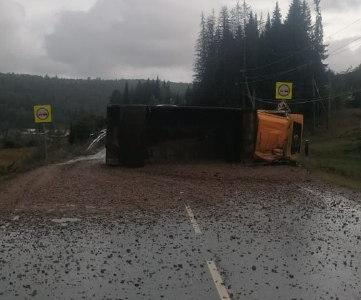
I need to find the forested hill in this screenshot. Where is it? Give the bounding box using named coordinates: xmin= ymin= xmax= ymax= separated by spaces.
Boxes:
xmin=193 ymin=0 xmax=327 ymax=112
xmin=0 ymin=73 xmax=191 ymax=129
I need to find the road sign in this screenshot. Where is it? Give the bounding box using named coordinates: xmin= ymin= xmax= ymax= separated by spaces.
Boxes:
xmin=34 ymin=105 xmax=52 ymax=123
xmin=275 ymin=82 xmax=293 ymax=100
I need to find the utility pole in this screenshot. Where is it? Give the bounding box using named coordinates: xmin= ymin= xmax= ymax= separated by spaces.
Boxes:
xmin=312 ymin=76 xmax=316 ymax=133
xmin=327 ymin=76 xmax=332 ymax=130
xmin=43 ymin=123 xmax=48 ymax=161
xmin=244 ymin=74 xmax=255 ymax=109
xmin=242 ymin=18 xmax=255 ymax=110
xmin=242 ymin=18 xmax=247 ymax=110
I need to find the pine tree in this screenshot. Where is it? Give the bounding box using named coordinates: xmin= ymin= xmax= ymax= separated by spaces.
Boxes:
xmin=194 ymin=13 xmax=207 ymax=84
xmin=283 ymin=0 xmax=313 ymax=99
xmin=191 ymin=0 xmax=327 ymax=109
xmin=123 ymin=82 xmax=129 ymax=104
xmin=216 ymin=6 xmax=234 ymax=106
xmin=184 ymin=86 xmax=193 ymax=105
xmin=258 ymin=13 xmax=273 ymax=99
xmin=312 ymin=0 xmax=327 ymax=91
xmin=264 ymin=13 xmax=271 ymax=34
xmin=272 ymin=2 xmax=282 ymax=28
xmin=244 ymin=12 xmax=260 ymax=107
xmin=154 ymin=77 xmax=161 ymax=103
xmin=313 ymin=0 xmax=327 ymax=61
xmin=110 ymin=89 xmax=122 ymax=104
xmin=245 ymin=12 xmax=259 ymax=71
xmin=230 ymin=1 xmax=242 ymax=35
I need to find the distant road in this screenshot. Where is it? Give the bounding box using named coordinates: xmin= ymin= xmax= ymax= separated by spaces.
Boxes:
xmin=0 ymin=157 xmax=360 ymax=299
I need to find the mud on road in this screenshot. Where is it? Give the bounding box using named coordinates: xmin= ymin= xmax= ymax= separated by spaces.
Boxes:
xmin=0 ymin=157 xmax=360 ymax=299
xmin=0 ymin=158 xmax=312 ymax=214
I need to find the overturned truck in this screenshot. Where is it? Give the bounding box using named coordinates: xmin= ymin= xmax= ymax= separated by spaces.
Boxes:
xmin=106 ymin=105 xmax=303 ymax=167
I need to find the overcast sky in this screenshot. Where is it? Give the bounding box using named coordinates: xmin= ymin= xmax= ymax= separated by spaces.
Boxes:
xmin=1 ymin=0 xmax=361 ymax=82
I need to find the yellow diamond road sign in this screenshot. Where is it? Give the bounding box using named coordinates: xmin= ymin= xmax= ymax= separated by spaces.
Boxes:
xmin=275 ymin=82 xmax=293 ymax=100
xmin=34 ymin=105 xmax=52 ymax=123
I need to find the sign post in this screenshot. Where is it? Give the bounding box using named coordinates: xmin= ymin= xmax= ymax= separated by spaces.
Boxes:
xmin=275 ymin=82 xmax=293 ymax=112
xmin=275 ymin=82 xmax=293 ymax=100
xmin=33 ymin=105 xmax=52 ymax=161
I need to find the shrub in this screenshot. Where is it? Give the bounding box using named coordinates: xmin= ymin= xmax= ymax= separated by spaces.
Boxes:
xmin=2 ymin=139 xmax=22 ymax=149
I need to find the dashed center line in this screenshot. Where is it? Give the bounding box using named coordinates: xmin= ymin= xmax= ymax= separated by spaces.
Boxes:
xmin=184 ymin=205 xmax=230 ymax=299
xmin=185 ymin=205 xmax=230 ymax=299
xmin=207 ymin=260 xmax=231 ymax=300
xmin=185 ymin=205 xmax=202 ymax=234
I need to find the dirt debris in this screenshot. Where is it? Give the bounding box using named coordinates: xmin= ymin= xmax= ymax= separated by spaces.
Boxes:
xmin=0 ymin=160 xmax=354 ymax=215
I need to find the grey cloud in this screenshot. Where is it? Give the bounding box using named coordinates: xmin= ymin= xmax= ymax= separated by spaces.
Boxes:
xmin=0 ymin=0 xmax=69 ymax=76
xmin=0 ymin=1 xmax=26 ymax=65
xmin=327 ymin=36 xmax=361 ymax=72
xmin=45 ymin=0 xmax=201 ymax=80
xmin=1 ymin=0 xmax=360 ymax=81
xmin=322 ymin=0 xmax=361 ymax=11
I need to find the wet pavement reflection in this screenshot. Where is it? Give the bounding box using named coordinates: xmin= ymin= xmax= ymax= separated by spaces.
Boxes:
xmin=0 ymin=183 xmax=360 ymax=299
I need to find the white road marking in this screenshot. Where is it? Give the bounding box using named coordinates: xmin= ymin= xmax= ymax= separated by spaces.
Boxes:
xmin=185 ymin=205 xmax=202 ymax=234
xmin=206 ymin=260 xmax=231 ymax=300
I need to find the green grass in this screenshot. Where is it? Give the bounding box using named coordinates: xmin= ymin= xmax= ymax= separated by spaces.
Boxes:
xmin=301 ymin=108 xmax=361 ymax=190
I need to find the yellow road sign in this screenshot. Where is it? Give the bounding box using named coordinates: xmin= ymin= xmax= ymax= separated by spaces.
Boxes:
xmin=34 ymin=105 xmax=52 ymax=123
xmin=275 ymin=82 xmax=293 ymax=100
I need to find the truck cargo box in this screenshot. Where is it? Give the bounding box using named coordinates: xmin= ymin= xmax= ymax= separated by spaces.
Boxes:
xmin=106 ymin=105 xmax=257 ymax=167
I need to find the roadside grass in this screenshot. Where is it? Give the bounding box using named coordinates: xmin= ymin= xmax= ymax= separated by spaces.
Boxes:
xmin=0 ymin=138 xmax=86 ymax=181
xmin=0 ymin=148 xmax=35 ymax=175
xmin=301 ymin=108 xmax=361 ymax=190
xmin=301 ymin=136 xmax=361 ymax=190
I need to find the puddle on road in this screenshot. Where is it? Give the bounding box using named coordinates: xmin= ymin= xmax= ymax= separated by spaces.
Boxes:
xmin=59 ymin=148 xmax=105 ymax=165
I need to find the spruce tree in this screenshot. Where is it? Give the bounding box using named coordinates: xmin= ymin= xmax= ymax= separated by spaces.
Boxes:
xmin=194 ymin=13 xmax=207 ymax=84
xmin=110 ymin=89 xmax=122 ymax=104
xmin=312 ymin=0 xmax=327 ymax=89
xmin=216 ymin=6 xmax=234 ymax=106
xmin=123 ymin=82 xmax=129 ymax=104
xmin=313 ymin=0 xmax=327 ymax=61
xmin=191 ymin=0 xmax=327 ymax=110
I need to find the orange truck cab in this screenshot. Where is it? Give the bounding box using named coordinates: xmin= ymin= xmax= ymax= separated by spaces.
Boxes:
xmin=254 ymin=110 xmax=304 ymax=162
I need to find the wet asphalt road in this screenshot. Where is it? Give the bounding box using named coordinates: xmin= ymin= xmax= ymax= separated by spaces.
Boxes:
xmin=0 ymin=181 xmax=360 ymax=299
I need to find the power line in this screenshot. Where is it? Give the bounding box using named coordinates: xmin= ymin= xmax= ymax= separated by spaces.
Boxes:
xmin=239 ymin=36 xmax=361 ymax=85
xmin=255 ymin=86 xmax=361 ymax=105
xmin=326 ymin=17 xmax=361 ymax=41
xmin=328 ymin=36 xmax=361 ymax=56
xmin=240 ymin=16 xmax=361 ymax=73
xmin=244 ymin=62 xmax=312 ymax=83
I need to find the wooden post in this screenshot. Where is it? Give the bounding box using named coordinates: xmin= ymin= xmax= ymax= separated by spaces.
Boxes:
xmin=327 ymin=78 xmax=332 ymax=130
xmin=43 ymin=123 xmax=48 ymax=161
xmin=312 ymin=76 xmax=316 ymax=133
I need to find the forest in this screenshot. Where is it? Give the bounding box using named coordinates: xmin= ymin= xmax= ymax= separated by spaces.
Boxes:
xmin=193 ymin=0 xmax=326 ymax=109
xmin=0 ymin=0 xmax=360 ymax=135
xmin=192 ymin=0 xmax=360 ymax=126
xmin=0 ymin=73 xmax=190 ymax=132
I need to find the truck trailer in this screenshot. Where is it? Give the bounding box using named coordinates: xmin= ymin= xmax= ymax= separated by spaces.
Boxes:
xmin=106 ymin=105 xmax=303 ymax=167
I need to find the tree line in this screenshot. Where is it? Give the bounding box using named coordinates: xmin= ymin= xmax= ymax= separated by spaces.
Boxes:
xmin=331 ymin=66 xmax=361 ymax=109
xmin=0 ymin=73 xmax=190 ymax=132
xmin=109 ymin=78 xmax=192 ymax=106
xmin=1 ymin=0 xmax=359 ymax=137
xmin=192 ymin=0 xmax=328 ymax=117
